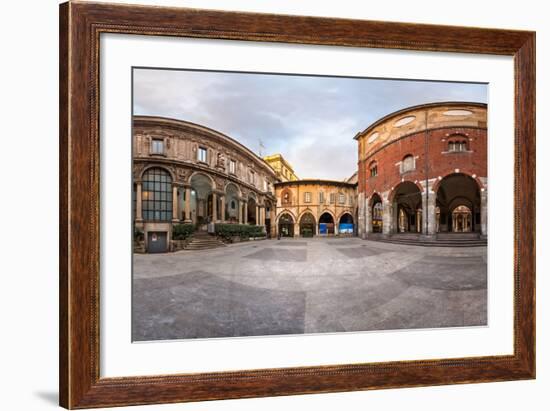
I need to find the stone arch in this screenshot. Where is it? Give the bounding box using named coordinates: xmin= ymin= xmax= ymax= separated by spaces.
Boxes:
xmin=297 ymin=208 xmax=316 ymax=223
xmin=224 ymin=182 xmax=241 ymax=222
xmin=337 ymin=211 xmax=354 ymax=223
xmin=189 ymin=172 xmax=216 ymax=225
xmin=338 ymin=212 xmax=355 ymax=235
xmin=368 ymin=192 xmax=383 ymax=207
xmin=277 ymin=211 xmax=295 ymax=238
xmin=318 ymin=209 xmax=336 ymax=222
xmin=432 ymin=172 xmax=482 ymax=193
xmin=369 ymin=192 xmax=384 ymax=233
xmin=299 ymin=211 xmax=316 ymax=237
xmin=188 ymin=171 xmax=216 ymax=190
xmin=387 ymin=180 xmax=423 ymax=203
xmin=435 ymin=173 xmax=481 ymax=233
xmin=276 ymin=209 xmax=297 ymax=225
xmin=390 ymin=181 xmax=423 ymax=233
xmin=318 ymin=211 xmax=336 ymax=235
xmin=140 ymin=164 xmax=175 ymax=181
xmin=247 ymin=193 xmax=258 ymax=225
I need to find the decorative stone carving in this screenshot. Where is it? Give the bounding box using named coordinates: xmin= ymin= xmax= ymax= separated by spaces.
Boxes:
xmin=216 ymin=152 xmax=225 ymax=169
xmin=176 ymin=167 xmax=189 ymax=183
xmin=132 ymin=163 xmax=145 ymax=179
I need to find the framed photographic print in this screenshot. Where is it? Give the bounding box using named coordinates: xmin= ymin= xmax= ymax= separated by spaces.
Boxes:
xmin=59 ymin=1 xmax=535 ymax=409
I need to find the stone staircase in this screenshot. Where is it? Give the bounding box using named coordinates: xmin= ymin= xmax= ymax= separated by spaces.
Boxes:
xmin=368 ymin=232 xmax=487 ymax=247
xmin=184 ymin=231 xmax=226 ymax=251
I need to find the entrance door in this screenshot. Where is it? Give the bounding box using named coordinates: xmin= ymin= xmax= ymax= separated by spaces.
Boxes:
xmin=147 ymin=231 xmax=167 ymax=253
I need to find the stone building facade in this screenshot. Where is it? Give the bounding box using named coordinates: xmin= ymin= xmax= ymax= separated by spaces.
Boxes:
xmin=133 ymin=101 xmax=487 ymax=251
xmin=274 ymin=180 xmax=357 ymax=237
xmin=355 ymin=102 xmax=488 ymax=239
xmin=133 ymin=116 xmax=278 ymax=252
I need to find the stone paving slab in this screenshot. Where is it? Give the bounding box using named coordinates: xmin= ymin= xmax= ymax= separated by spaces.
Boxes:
xmin=132 ymin=238 xmax=487 ymax=341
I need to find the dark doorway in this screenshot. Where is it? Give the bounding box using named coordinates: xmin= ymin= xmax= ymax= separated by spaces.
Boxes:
xmin=318 ymin=212 xmax=335 ymax=235
xmin=147 ymin=231 xmax=167 ymax=253
xmin=338 ymin=213 xmax=354 ymax=235
xmin=278 ymin=213 xmax=294 ymax=237
xmin=436 ymin=173 xmax=480 ymax=233
xmin=371 ymin=194 xmax=383 ymax=233
xmin=392 ymin=182 xmax=422 ymax=233
xmin=299 ymin=213 xmax=316 ymax=237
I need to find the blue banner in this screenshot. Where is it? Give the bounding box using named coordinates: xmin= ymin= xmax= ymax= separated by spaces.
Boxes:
xmin=339 ymin=223 xmax=354 ymax=234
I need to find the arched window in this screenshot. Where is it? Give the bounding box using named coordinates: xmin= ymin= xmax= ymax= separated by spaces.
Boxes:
xmin=142 ymin=168 xmax=172 ymax=221
xmin=448 ymin=135 xmax=468 ymax=153
xmin=369 ymin=160 xmax=378 ymax=177
xmin=401 ymin=154 xmax=415 ymax=173
xmin=282 ymin=189 xmax=291 ymax=205
xmin=448 ymin=139 xmax=468 ymax=152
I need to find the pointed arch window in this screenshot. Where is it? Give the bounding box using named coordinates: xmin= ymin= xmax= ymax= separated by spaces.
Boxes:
xmin=369 ymin=160 xmax=378 ymax=177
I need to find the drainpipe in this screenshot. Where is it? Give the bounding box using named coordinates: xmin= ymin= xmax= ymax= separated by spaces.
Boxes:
xmin=424 ymin=110 xmax=429 ymax=235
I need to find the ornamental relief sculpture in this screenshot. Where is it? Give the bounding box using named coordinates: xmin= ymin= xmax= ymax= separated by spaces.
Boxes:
xmin=176 ymin=167 xmax=190 ymax=184
xmin=132 ymin=163 xmax=145 ymax=180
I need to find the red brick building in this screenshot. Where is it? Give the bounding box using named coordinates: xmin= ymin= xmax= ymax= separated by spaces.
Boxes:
xmin=355 ymin=102 xmax=487 ymax=240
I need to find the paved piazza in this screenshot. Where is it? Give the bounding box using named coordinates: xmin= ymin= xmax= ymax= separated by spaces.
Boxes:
xmin=133 ymin=238 xmax=487 ymax=341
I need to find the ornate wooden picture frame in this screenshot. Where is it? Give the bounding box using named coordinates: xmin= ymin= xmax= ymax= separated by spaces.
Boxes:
xmin=59 ymin=1 xmax=535 ymax=408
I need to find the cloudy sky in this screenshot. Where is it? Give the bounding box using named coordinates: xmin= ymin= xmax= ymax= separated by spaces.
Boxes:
xmin=133 ymin=68 xmax=487 ymax=180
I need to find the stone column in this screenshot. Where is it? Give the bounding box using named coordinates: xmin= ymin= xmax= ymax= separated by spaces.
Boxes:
xmin=271 ymin=208 xmax=277 ymax=237
xmin=382 ymin=199 xmax=392 ymax=236
xmin=184 ymin=186 xmax=192 ymax=223
xmin=365 ymin=196 xmax=372 ymax=237
xmin=422 ymin=190 xmax=437 ymax=238
xmin=219 ymin=195 xmax=225 ymax=223
xmin=357 ymin=192 xmax=366 ymax=238
xmin=172 ymin=184 xmax=179 ymax=223
xmin=260 ymin=206 xmax=266 ymax=232
xmin=238 ymin=200 xmax=243 ymax=224
xmin=211 ymin=192 xmax=217 ymax=223
xmin=135 ymin=182 xmax=143 ymax=222
xmin=255 ymin=205 xmax=260 ymax=226
xmin=244 ymin=200 xmax=248 ymax=224
xmin=480 ymin=188 xmax=488 ymax=238
xmin=294 ymin=222 xmax=300 ymax=238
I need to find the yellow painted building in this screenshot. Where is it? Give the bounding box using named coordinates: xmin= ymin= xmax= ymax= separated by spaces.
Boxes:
xmin=274 ymin=180 xmax=357 ymax=237
xmin=263 ymin=154 xmax=299 ymax=182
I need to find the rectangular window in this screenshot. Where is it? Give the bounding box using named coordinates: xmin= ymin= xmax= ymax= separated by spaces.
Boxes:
xmin=249 ymin=170 xmax=255 ymax=185
xmin=197 ymin=146 xmax=207 ymax=163
xmin=229 ymin=159 xmax=236 ymax=174
xmin=319 ymin=192 xmax=324 ymax=204
xmin=304 ymin=192 xmax=312 ymax=203
xmin=151 ymin=139 xmax=164 ymax=155
xmin=339 ymin=193 xmax=345 ymax=204
xmin=330 ymin=193 xmax=336 ymax=204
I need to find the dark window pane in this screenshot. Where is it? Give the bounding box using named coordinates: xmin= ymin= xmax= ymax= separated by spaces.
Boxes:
xmin=141 ymin=168 xmax=172 ymax=221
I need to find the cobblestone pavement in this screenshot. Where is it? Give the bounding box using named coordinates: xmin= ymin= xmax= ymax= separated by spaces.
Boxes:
xmin=132 ymin=238 xmax=487 ymax=341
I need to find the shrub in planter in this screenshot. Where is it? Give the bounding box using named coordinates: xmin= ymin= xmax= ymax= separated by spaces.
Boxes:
xmin=215 ymin=224 xmax=265 ymax=242
xmin=134 ymin=227 xmax=144 ymax=242
xmin=172 ymin=223 xmax=195 ymax=240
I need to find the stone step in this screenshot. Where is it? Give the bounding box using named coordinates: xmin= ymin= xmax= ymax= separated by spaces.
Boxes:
xmin=183 ymin=234 xmax=226 ymax=250
xmin=437 ymin=233 xmax=481 ymax=240
xmin=371 ymin=237 xmax=486 ymax=247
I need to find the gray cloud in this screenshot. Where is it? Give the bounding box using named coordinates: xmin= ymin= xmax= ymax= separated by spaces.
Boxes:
xmin=133 ymin=68 xmax=487 ymax=180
